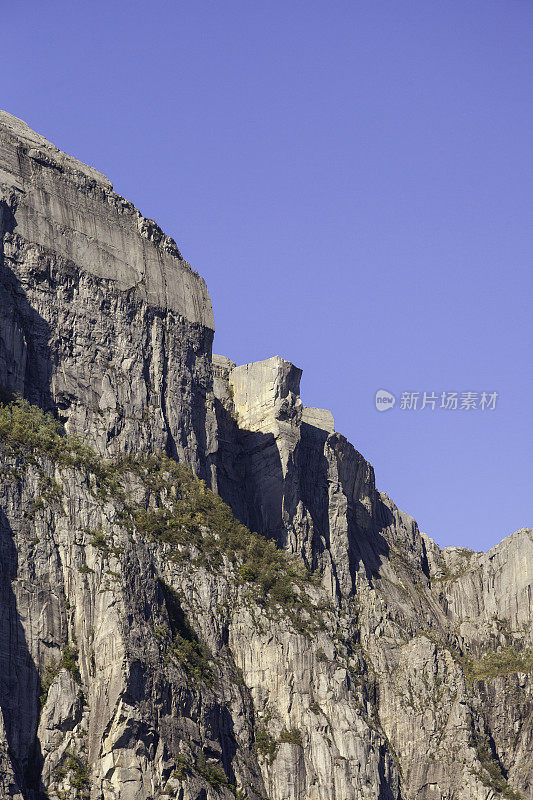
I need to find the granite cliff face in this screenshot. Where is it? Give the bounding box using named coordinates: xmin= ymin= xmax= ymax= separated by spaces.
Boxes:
xmin=0 ymin=110 xmax=531 ymax=800
xmin=0 ymin=110 xmax=214 ymax=470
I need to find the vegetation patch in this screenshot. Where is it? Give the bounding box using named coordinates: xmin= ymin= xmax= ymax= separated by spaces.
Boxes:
xmin=67 ymin=752 xmax=90 ymax=796
xmin=39 ymin=643 xmax=82 ymax=707
xmin=40 ymin=661 xmax=60 ymax=707
xmin=196 ymin=752 xmax=229 ymax=788
xmin=279 ymin=727 xmax=303 ymax=746
xmin=254 ymin=726 xmax=278 ymax=762
xmin=470 ymin=731 xmax=523 ymax=800
xmin=172 ymin=754 xmax=192 ymax=780
xmin=87 ymin=527 xmax=123 ymax=558
xmin=0 ymin=398 xmax=321 ymax=627
xmin=430 ymin=549 xmax=475 ymax=583
xmin=463 ymin=647 xmax=533 ymax=682
xmin=421 ymin=630 xmax=533 ymax=686
xmin=88 ymin=528 xmax=108 ymax=551
xmin=26 ymin=475 xmax=63 ymax=517
xmin=61 ymin=643 xmax=82 ymax=684
xmin=171 ymin=632 xmax=214 ymax=686
xmin=55 ymin=750 xmax=90 ymax=799
xmin=159 ymin=581 xmax=215 ymax=686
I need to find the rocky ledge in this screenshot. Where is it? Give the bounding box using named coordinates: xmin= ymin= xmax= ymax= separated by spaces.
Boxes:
xmin=0 ymin=110 xmax=531 ymax=800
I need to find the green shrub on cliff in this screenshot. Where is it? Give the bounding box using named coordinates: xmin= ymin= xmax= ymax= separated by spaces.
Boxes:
xmin=254 ymin=726 xmax=278 ymax=761
xmin=463 ymin=646 xmax=533 ymax=682
xmin=0 ymin=398 xmax=318 ymax=622
xmin=39 ymin=643 xmax=81 ymax=707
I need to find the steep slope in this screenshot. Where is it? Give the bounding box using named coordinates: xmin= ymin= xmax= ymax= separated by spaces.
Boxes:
xmin=0 ymin=111 xmax=531 ymax=800
xmin=211 ymin=353 xmax=533 ymax=800
xmin=0 ymin=110 xmax=214 ymax=470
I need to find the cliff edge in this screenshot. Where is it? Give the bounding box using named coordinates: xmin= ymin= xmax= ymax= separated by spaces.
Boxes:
xmin=0 ymin=112 xmax=531 ymax=800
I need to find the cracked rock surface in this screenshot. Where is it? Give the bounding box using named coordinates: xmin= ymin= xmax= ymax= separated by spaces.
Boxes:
xmin=0 ymin=110 xmax=531 ymax=800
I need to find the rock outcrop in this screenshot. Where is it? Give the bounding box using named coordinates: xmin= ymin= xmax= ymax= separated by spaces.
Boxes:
xmin=0 ymin=110 xmax=214 ymax=470
xmin=0 ymin=111 xmax=531 ymax=800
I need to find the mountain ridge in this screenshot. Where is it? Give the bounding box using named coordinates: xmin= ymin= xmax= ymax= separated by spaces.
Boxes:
xmin=0 ymin=109 xmax=531 ymax=800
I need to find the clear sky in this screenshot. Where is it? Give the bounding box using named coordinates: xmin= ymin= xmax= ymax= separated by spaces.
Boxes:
xmin=3 ymin=1 xmax=532 ymax=551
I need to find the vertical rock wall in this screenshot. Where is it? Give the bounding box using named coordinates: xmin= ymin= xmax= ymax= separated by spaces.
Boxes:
xmin=0 ymin=110 xmax=531 ymax=800
xmin=0 ymin=110 xmax=215 ymax=471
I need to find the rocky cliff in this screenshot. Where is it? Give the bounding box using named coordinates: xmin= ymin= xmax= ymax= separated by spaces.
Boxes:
xmin=0 ymin=110 xmax=531 ymax=800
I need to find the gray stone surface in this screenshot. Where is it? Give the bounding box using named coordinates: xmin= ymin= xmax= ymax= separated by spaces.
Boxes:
xmin=0 ymin=110 xmax=214 ymax=326
xmin=301 ymin=406 xmax=335 ymax=433
xmin=0 ymin=112 xmax=530 ymax=800
xmin=0 ymin=109 xmax=215 ymax=468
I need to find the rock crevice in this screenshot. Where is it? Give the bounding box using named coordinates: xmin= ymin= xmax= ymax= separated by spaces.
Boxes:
xmin=0 ymin=110 xmax=530 ymax=800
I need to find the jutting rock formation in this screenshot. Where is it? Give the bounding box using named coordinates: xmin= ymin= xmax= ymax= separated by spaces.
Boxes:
xmin=0 ymin=109 xmax=531 ymax=800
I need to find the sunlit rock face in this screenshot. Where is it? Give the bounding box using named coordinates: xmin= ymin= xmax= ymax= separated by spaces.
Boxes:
xmin=0 ymin=111 xmax=531 ymax=800
xmin=0 ymin=109 xmax=215 ymax=470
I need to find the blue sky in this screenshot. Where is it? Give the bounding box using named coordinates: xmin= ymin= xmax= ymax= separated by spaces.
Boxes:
xmin=3 ymin=1 xmax=532 ymax=551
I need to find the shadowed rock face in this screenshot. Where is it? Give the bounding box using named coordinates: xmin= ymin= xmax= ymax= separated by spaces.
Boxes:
xmin=0 ymin=112 xmax=531 ymax=800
